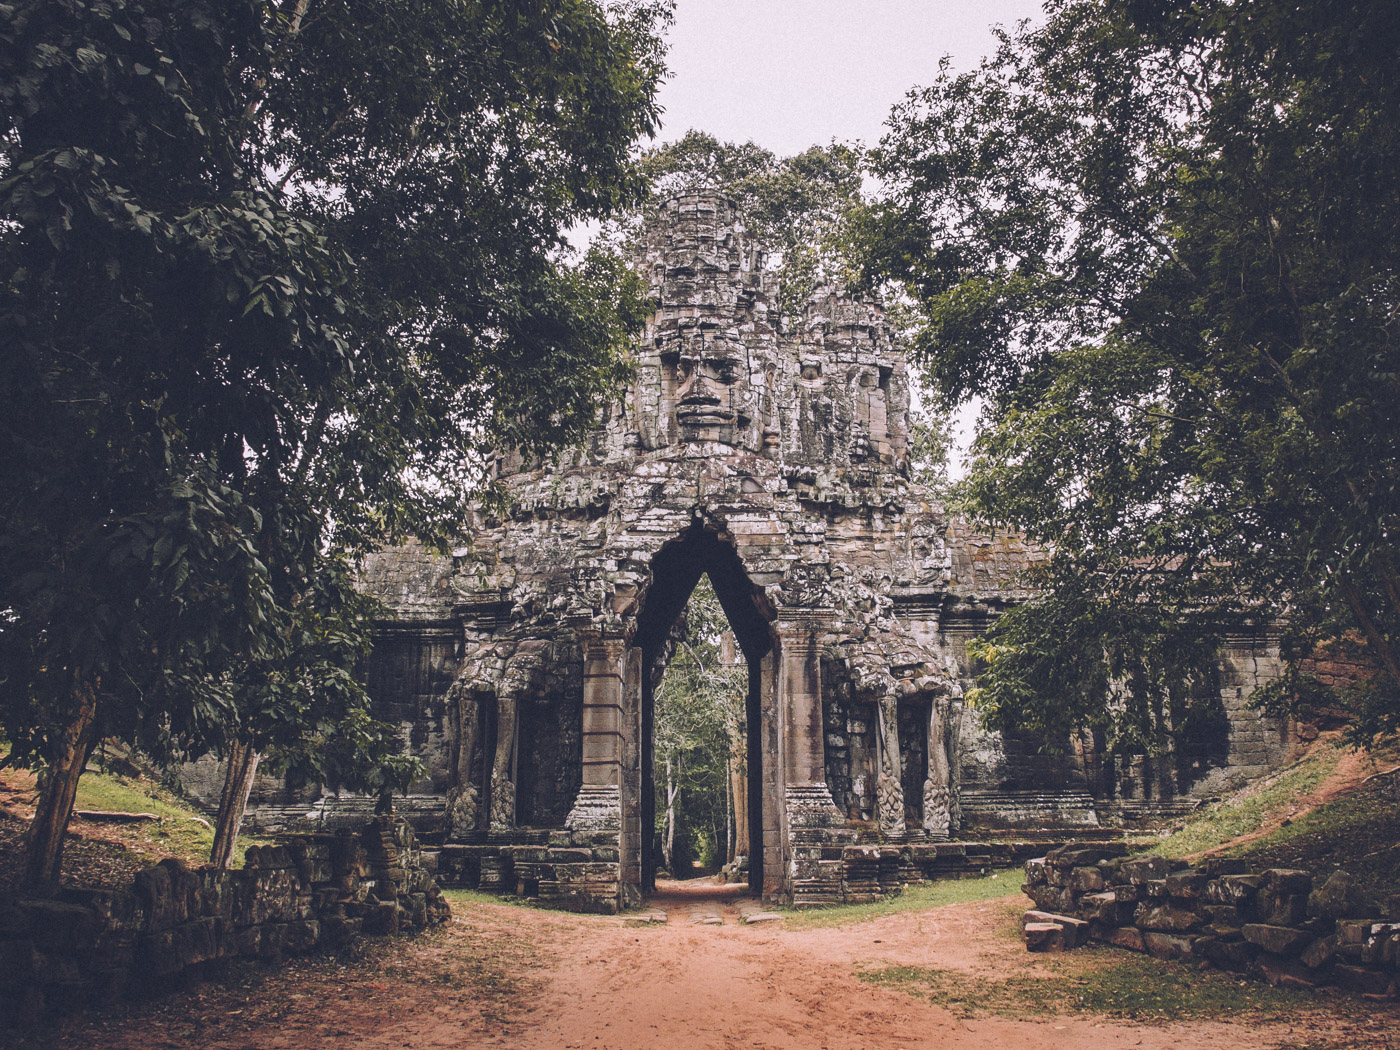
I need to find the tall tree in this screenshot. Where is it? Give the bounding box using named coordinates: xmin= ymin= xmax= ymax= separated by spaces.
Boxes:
xmin=858 ymin=0 xmax=1400 ymax=761
xmin=0 ymin=0 xmax=668 ymax=891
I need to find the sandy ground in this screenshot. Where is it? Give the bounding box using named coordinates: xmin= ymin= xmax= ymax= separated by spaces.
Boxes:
xmin=17 ymin=879 xmax=1396 ymax=1050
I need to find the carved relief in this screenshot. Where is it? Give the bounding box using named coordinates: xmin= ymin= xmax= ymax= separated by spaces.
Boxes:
xmin=444 ymin=678 xmax=480 ymax=838
xmin=874 ymin=695 xmax=906 ymax=835
xmin=923 ymin=697 xmax=953 ymax=839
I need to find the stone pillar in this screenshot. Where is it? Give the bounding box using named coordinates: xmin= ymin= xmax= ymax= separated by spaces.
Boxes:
xmin=564 ymin=633 xmax=629 ymax=832
xmin=775 ymin=613 xmax=846 ymax=905
xmin=444 ymin=679 xmax=480 ymax=839
xmin=777 ymin=614 xmax=841 ymax=825
xmin=922 ymin=697 xmax=952 ymax=840
xmin=488 ymin=690 xmax=518 ymax=832
xmin=874 ymin=696 xmax=906 ymax=836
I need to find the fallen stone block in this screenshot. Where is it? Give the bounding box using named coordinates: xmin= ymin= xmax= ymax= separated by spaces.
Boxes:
xmin=1024 ymin=922 xmax=1066 ymax=952
xmin=1095 ymin=925 xmax=1145 ymax=952
xmin=1333 ymin=964 xmax=1396 ymax=999
xmin=1257 ymin=953 xmax=1323 ymax=989
xmin=1136 ymin=903 xmax=1204 ymax=933
xmin=1143 ymin=931 xmax=1197 ymax=960
xmin=1242 ymin=923 xmax=1313 ymax=955
xmin=1022 ymin=910 xmax=1090 ymax=948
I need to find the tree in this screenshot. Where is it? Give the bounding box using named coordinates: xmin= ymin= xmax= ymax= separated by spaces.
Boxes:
xmin=0 ymin=0 xmax=668 ymax=891
xmin=858 ymin=0 xmax=1400 ymax=762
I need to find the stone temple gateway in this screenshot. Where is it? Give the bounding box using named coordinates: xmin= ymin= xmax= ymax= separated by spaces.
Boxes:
xmin=322 ymin=193 xmax=1291 ymax=912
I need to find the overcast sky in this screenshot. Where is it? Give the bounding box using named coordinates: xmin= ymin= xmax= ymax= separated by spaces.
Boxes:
xmin=652 ymin=0 xmax=1047 ymax=157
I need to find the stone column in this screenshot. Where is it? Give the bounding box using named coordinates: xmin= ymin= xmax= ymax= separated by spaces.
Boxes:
xmin=565 ymin=633 xmax=629 ymax=832
xmin=488 ymin=690 xmax=518 ymax=832
xmin=922 ymin=697 xmax=952 ymax=840
xmin=874 ymin=696 xmax=906 ymax=836
xmin=776 ymin=613 xmax=843 ymax=829
xmin=444 ymin=678 xmax=480 ymax=839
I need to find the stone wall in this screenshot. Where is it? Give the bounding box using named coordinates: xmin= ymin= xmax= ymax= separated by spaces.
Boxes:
xmin=434 ymin=834 xmax=1077 ymax=910
xmin=0 ymin=817 xmax=450 ymax=1025
xmin=1021 ymin=835 xmax=1400 ymax=1000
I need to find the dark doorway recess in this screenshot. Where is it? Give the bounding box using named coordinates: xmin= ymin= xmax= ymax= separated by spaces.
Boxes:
xmin=633 ymin=525 xmax=773 ymax=896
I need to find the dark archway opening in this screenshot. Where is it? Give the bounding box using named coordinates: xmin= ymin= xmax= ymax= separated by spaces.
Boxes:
xmin=633 ymin=525 xmax=773 ymax=897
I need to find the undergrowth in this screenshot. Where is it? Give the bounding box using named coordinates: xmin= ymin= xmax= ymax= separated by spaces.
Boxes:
xmin=782 ymin=871 xmax=1020 ymax=929
xmin=1148 ymin=740 xmax=1344 ymax=860
xmin=860 ymin=947 xmax=1326 ymax=1022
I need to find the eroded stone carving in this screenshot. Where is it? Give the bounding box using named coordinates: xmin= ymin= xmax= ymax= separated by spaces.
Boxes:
xmin=359 ymin=192 xmax=1045 ymax=911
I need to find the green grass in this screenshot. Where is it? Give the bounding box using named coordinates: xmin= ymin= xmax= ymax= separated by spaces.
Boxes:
xmin=440 ymin=888 xmax=533 ymax=909
xmin=1147 ymin=740 xmax=1344 ymax=859
xmin=782 ymin=871 xmax=1021 ymax=929
xmin=1230 ymin=776 xmax=1400 ymax=902
xmin=860 ymin=949 xmax=1324 ymax=1022
xmin=70 ymin=768 xmax=228 ymax=864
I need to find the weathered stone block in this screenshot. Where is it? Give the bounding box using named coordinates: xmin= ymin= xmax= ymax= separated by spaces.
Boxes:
xmin=1242 ymin=924 xmax=1313 ymax=955
xmin=1136 ymin=904 xmax=1204 ymax=932
xmin=1333 ymin=964 xmax=1396 ymax=999
xmin=1025 ymin=922 xmax=1066 ymax=952
xmin=1206 ymin=875 xmax=1263 ymax=905
xmin=1193 ymin=935 xmax=1259 ymax=969
xmin=1070 ymin=866 xmax=1106 ymax=894
xmin=1257 ymin=954 xmax=1322 ymax=989
xmin=1120 ymin=856 xmax=1172 ymax=885
xmin=15 ymin=899 xmax=100 ymax=954
xmin=1095 ymin=925 xmax=1145 ymax=952
xmin=1143 ymin=931 xmax=1197 ymax=960
xmin=1164 ymin=871 xmax=1209 ymax=900
xmin=1262 ymin=869 xmax=1313 ymax=896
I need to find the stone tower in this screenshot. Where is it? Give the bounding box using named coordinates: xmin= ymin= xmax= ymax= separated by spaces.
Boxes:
xmin=348 ymin=192 xmax=1291 ymax=912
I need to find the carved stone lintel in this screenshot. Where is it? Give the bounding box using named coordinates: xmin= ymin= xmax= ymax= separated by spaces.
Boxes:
xmin=565 ymin=784 xmax=622 ymax=833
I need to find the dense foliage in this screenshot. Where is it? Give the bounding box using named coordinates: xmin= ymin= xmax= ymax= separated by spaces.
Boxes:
xmin=859 ymin=0 xmax=1400 ymax=761
xmin=0 ymin=0 xmax=668 ymax=887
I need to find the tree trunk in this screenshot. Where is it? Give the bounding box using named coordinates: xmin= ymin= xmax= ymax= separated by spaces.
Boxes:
xmin=663 ymin=755 xmax=678 ymax=876
xmin=210 ymin=740 xmax=261 ymax=869
xmin=22 ymin=686 xmax=100 ymax=895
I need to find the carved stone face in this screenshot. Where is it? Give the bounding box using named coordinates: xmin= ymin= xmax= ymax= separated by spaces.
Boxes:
xmin=661 ymin=334 xmax=764 ymax=448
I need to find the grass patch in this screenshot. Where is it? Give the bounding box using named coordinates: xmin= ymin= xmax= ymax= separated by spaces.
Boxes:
xmin=70 ymin=770 xmax=224 ymax=865
xmin=1148 ymin=741 xmax=1344 ymax=860
xmin=782 ymin=871 xmax=1021 ymax=929
xmin=1231 ymin=776 xmax=1400 ymax=902
xmin=440 ymin=888 xmax=535 ymax=909
xmin=860 ymin=949 xmax=1323 ymax=1022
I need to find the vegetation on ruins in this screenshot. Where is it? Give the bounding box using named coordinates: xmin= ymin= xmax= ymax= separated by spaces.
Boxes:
xmin=0 ymin=0 xmax=669 ymax=891
xmin=858 ymin=0 xmax=1400 ymax=764
xmin=630 ymin=129 xmax=866 ymax=315
xmin=652 ymin=578 xmax=746 ymax=876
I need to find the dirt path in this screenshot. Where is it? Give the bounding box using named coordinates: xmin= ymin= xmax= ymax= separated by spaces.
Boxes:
xmin=20 ymin=879 xmax=1396 ymax=1050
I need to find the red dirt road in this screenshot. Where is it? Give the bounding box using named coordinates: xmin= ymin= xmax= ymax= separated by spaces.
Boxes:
xmin=17 ymin=879 xmax=1395 ymax=1050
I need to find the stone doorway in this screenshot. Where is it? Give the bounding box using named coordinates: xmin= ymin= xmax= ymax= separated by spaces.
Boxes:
xmin=631 ymin=527 xmax=775 ymax=900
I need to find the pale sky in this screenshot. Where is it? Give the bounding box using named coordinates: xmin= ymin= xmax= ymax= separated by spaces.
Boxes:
xmin=652 ymin=0 xmax=1047 ymax=156
xmin=647 ymin=2 xmax=1050 ymax=475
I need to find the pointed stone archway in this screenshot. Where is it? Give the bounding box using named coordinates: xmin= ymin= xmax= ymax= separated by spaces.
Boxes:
xmin=408 ymin=192 xmax=985 ymax=912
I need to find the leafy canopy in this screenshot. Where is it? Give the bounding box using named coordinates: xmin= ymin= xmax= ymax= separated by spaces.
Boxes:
xmin=0 ymin=0 xmax=669 ymax=783
xmin=859 ymin=0 xmax=1400 ymax=751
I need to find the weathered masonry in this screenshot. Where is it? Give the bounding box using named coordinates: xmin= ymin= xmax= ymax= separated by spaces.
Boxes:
xmin=299 ymin=193 xmax=1292 ymax=912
